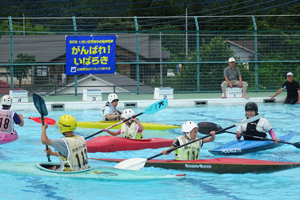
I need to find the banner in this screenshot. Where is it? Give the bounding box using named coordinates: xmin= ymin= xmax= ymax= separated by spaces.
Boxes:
xmin=66 ymin=35 xmax=116 ymax=75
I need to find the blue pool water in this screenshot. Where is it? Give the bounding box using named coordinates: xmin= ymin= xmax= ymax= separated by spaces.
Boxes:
xmin=0 ymin=103 xmax=300 ymax=200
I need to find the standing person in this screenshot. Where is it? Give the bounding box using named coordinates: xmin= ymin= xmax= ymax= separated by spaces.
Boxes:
xmin=236 ymin=102 xmax=280 ymax=143
xmin=101 ymin=93 xmax=122 ymax=121
xmin=161 ymin=121 xmax=215 ymax=160
xmin=221 ymin=57 xmax=249 ymax=99
xmin=101 ymin=109 xmax=144 ymax=139
xmin=270 ymin=72 xmax=300 ymax=104
xmin=0 ymin=95 xmax=24 ymax=134
xmin=41 ymin=114 xmax=88 ymax=171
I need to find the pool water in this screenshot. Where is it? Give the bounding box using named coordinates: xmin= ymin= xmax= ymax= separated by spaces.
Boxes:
xmin=0 ymin=103 xmax=300 ymax=200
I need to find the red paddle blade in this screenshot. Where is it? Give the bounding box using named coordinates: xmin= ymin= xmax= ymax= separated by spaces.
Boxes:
xmin=29 ymin=117 xmax=56 ymax=125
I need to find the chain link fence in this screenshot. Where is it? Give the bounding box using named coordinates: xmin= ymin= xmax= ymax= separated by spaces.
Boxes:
xmin=0 ymin=16 xmax=299 ymax=95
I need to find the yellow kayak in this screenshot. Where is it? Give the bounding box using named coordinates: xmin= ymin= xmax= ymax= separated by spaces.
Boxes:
xmin=74 ymin=121 xmax=181 ymax=130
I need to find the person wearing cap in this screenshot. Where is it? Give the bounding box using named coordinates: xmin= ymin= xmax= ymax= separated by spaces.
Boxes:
xmin=161 ymin=121 xmax=215 ymax=160
xmin=101 ymin=108 xmax=144 ymax=139
xmin=41 ymin=114 xmax=88 ymax=171
xmin=236 ymin=102 xmax=280 ymax=143
xmin=270 ymin=72 xmax=300 ymax=104
xmin=101 ymin=93 xmax=122 ymax=121
xmin=221 ymin=57 xmax=249 ymax=99
xmin=0 ymin=95 xmax=24 ymax=134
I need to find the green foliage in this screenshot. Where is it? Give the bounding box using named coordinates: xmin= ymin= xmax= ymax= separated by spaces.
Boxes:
xmin=6 ymin=53 xmax=35 ymax=87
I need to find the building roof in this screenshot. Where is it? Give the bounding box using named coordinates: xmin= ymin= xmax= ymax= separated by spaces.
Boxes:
xmin=224 ymin=40 xmax=262 ymax=54
xmin=0 ymin=34 xmax=170 ymax=63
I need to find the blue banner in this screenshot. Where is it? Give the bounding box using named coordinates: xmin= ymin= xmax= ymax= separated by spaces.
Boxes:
xmin=66 ymin=35 xmax=116 ymax=75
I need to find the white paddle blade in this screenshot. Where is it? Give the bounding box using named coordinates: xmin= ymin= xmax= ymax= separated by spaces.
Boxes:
xmin=113 ymin=158 xmax=147 ymax=170
xmin=235 ymin=113 xmax=264 ymax=126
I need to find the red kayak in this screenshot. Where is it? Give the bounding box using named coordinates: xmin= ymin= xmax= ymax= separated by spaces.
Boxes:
xmin=90 ymin=157 xmax=300 ymax=174
xmin=86 ymin=136 xmax=174 ymax=153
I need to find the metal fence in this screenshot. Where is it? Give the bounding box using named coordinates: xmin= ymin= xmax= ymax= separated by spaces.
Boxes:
xmin=0 ymin=16 xmax=299 ymax=96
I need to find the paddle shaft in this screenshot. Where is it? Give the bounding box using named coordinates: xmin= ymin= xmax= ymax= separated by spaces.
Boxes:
xmin=84 ymin=112 xmax=143 ymax=140
xmin=107 ymin=102 xmax=122 ymax=114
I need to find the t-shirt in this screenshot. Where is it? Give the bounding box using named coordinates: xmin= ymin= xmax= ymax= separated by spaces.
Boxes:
xmin=237 ymin=117 xmax=272 ymax=133
xmin=103 ymin=107 xmax=112 ymax=118
xmin=51 ymin=138 xmax=68 ymax=157
xmin=282 ymin=80 xmax=300 ymax=98
xmin=223 ymin=66 xmax=241 ymax=81
xmin=1 ymin=107 xmax=22 ymax=124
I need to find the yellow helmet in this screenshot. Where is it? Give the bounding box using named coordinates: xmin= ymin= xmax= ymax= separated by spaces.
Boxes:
xmin=58 ymin=114 xmax=77 ymax=133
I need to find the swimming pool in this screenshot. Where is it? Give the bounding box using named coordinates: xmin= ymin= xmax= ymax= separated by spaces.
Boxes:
xmin=1 ymin=103 xmax=300 ymax=200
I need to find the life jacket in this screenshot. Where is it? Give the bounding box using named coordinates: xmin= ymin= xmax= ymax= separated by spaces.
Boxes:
xmin=244 ymin=119 xmax=267 ymax=140
xmin=120 ymin=122 xmax=143 ymax=139
xmin=174 ymin=136 xmax=201 ymax=160
xmin=0 ymin=109 xmax=15 ymax=134
xmin=101 ymin=105 xmax=120 ymax=121
xmin=59 ymin=135 xmax=89 ymax=171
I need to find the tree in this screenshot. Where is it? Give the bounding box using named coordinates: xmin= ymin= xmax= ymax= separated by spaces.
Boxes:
xmin=6 ymin=54 xmax=35 ymax=87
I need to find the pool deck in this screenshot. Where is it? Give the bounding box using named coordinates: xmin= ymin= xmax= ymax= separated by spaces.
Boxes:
xmin=11 ymin=91 xmax=287 ymax=111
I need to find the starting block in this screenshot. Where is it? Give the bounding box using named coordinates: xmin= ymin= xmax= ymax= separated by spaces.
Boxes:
xmin=9 ymin=90 xmax=28 ymax=103
xmin=154 ymin=87 xmax=174 ymax=100
xmin=225 ymin=87 xmax=243 ymax=98
xmin=82 ymin=89 xmax=102 ymax=101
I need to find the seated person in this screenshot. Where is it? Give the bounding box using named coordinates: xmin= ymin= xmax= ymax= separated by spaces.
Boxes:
xmin=221 ymin=57 xmax=248 ymax=99
xmin=161 ymin=121 xmax=215 ymax=160
xmin=101 ymin=109 xmax=144 ymax=139
xmin=101 ymin=93 xmax=122 ymax=121
xmin=41 ymin=114 xmax=88 ymax=171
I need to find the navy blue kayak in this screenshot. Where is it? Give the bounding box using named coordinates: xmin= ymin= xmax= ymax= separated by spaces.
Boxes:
xmin=209 ymin=132 xmax=296 ymax=155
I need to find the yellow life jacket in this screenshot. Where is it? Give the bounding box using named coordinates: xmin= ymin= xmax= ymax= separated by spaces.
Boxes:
xmin=174 ymin=136 xmax=201 ymax=160
xmin=120 ymin=122 xmax=143 ymax=139
xmin=59 ymin=135 xmax=89 ymax=171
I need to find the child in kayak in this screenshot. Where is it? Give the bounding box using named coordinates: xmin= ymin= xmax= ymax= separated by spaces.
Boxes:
xmin=236 ymin=102 xmax=280 ymax=143
xmin=0 ymin=95 xmax=24 ymax=133
xmin=101 ymin=108 xmax=144 ymax=139
xmin=41 ymin=114 xmax=89 ymax=171
xmin=101 ymin=93 xmax=122 ymax=121
xmin=161 ymin=121 xmax=215 ymax=160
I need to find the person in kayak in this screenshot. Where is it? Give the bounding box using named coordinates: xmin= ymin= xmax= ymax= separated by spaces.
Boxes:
xmin=101 ymin=108 xmax=144 ymax=139
xmin=41 ymin=114 xmax=89 ymax=171
xmin=236 ymin=102 xmax=280 ymax=143
xmin=0 ymin=95 xmax=24 ymax=134
xmin=161 ymin=121 xmax=215 ymax=160
xmin=101 ymin=93 xmax=122 ymax=121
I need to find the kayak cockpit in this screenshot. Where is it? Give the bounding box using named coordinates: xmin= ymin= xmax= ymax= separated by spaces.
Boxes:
xmin=36 ymin=162 xmax=93 ymax=173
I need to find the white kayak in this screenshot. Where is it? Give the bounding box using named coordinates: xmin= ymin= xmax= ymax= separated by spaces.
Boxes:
xmin=0 ymin=162 xmax=185 ymax=182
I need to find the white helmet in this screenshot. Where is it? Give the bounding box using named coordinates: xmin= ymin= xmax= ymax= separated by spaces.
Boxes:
xmin=1 ymin=95 xmax=12 ymax=106
xmin=182 ymin=121 xmax=198 ymax=139
xmin=121 ymin=109 xmax=135 ymax=119
xmin=108 ymin=93 xmax=119 ymax=103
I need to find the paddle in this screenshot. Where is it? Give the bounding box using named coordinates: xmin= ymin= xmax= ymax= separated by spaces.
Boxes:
xmin=85 ymin=98 xmax=169 ymax=140
xmin=113 ymin=114 xmax=264 ymax=170
xmin=106 ymin=102 xmax=122 ymax=114
xmin=32 ymin=93 xmax=51 ymax=162
xmin=24 ymin=116 xmax=56 ymax=125
xmin=198 ymin=121 xmax=300 ymax=149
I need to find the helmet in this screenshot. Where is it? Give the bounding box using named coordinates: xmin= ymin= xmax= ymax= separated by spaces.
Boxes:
xmin=1 ymin=95 xmax=12 ymax=106
xmin=108 ymin=93 xmax=119 ymax=103
xmin=121 ymin=109 xmax=135 ymax=119
xmin=245 ymin=102 xmax=258 ymax=112
xmin=58 ymin=114 xmax=77 ymax=133
xmin=182 ymin=121 xmax=198 ymax=139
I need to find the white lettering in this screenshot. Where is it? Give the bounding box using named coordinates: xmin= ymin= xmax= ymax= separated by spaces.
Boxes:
xmin=221 ymin=148 xmax=242 ymax=153
xmin=184 ymin=164 xmax=212 ymax=169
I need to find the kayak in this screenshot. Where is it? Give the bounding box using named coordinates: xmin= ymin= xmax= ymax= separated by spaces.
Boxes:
xmin=86 ymin=136 xmax=174 ymax=153
xmin=0 ymin=162 xmax=185 ymax=181
xmin=75 ymin=121 xmax=181 ymax=130
xmin=0 ymin=130 xmax=18 ymax=145
xmin=209 ymin=132 xmax=296 ymax=155
xmin=90 ymin=157 xmax=300 ymax=174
